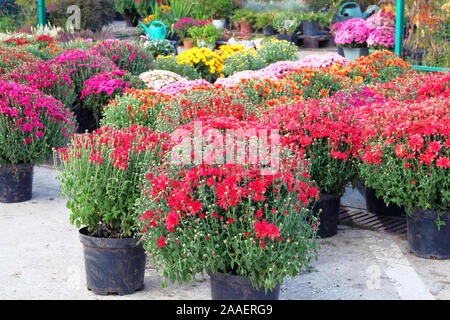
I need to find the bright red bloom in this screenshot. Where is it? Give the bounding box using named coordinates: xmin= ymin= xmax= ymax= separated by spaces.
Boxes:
xmin=157 ymin=236 xmax=166 ymax=247
xmin=408 ymin=134 xmax=424 ymax=152
xmin=436 ymin=157 xmax=450 ymax=168
xmin=254 ymin=219 xmax=281 ymax=241
xmin=165 ymin=210 xmax=180 ymax=232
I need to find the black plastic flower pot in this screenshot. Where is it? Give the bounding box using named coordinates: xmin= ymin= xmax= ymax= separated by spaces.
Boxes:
xmin=407 ymin=209 xmax=450 ymax=259
xmin=312 ymin=193 xmax=341 ymax=238
xmin=302 ymin=20 xmax=319 ymax=36
xmin=79 ymin=227 xmax=146 ymax=295
xmin=0 ymin=163 xmax=33 ymax=203
xmin=263 ymin=25 xmax=276 ymax=36
xmin=72 ymin=104 xmax=99 ymax=133
xmin=365 ymin=187 xmax=405 ymax=216
xmin=209 ymin=271 xmax=280 ymax=300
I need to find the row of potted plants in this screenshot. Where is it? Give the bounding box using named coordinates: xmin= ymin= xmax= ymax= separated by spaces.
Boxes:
xmin=1 ymin=39 xmax=448 ymax=299
xmin=138 ymin=0 xmax=338 ymax=49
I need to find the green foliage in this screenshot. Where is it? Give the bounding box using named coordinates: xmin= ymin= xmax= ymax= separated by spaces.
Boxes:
xmin=188 ymin=23 xmax=222 ymax=47
xmin=195 ymin=0 xmax=235 ymax=20
xmin=231 ymin=9 xmax=257 ymax=24
xmin=272 ymin=11 xmax=300 ymax=35
xmin=155 ymin=55 xmax=202 ymax=80
xmin=298 ymin=11 xmax=332 ymax=28
xmin=57 ymin=127 xmax=169 ymax=238
xmin=254 ymin=12 xmax=275 ymax=31
xmin=302 ymin=0 xmax=336 ymax=12
xmin=0 ymin=16 xmax=15 ymax=33
xmin=114 ymin=0 xmax=140 ymax=26
xmin=142 ymin=39 xmax=176 ymax=58
xmin=61 ymin=39 xmax=96 ymax=52
xmin=222 ymin=49 xmax=267 ymax=77
xmin=256 ymin=39 xmax=298 ymax=65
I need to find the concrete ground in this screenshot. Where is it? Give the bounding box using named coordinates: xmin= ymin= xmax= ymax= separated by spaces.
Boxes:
xmin=0 ymin=166 xmax=449 ymax=300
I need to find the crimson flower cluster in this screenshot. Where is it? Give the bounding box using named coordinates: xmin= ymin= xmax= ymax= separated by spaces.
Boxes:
xmin=135 ymin=116 xmax=321 ymax=290
xmin=261 ymin=98 xmax=362 ymax=195
xmin=57 ymin=125 xmax=171 ymax=238
xmin=91 ymin=39 xmax=155 ymax=75
xmin=357 ymin=93 xmax=449 ymax=217
xmin=5 ymin=60 xmax=76 ymax=107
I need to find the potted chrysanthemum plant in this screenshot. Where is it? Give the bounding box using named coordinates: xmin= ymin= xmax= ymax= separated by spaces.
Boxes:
xmin=135 ymin=116 xmax=321 ymax=299
xmin=56 ymin=125 xmax=170 ymax=294
xmin=358 ymin=97 xmax=450 ymax=259
xmin=0 ymin=80 xmax=75 ymax=203
xmin=261 ymin=98 xmax=362 ymax=238
xmin=332 ymin=18 xmax=371 ymax=61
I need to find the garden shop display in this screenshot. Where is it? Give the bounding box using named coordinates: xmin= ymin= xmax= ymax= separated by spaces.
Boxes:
xmin=0 ymin=80 xmax=75 ymax=203
xmin=56 ymin=126 xmax=171 ymax=295
xmin=1 ymin=7 xmax=450 ymax=300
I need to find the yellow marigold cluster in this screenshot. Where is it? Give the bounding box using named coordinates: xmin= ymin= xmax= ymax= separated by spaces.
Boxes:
xmin=143 ymin=15 xmax=155 ymax=24
xmin=216 ymin=44 xmax=246 ymax=60
xmin=176 ymin=47 xmax=224 ymax=75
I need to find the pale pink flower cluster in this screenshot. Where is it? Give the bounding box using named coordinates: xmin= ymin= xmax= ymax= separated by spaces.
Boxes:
xmin=159 ymin=79 xmax=211 ymax=96
xmin=333 ymin=18 xmax=371 ymax=47
xmin=367 ymin=26 xmax=395 ymax=49
xmin=215 ymin=53 xmax=348 ymax=87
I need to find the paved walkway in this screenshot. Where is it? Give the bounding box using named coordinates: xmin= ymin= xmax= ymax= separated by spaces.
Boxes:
xmin=0 ymin=166 xmax=449 ymax=300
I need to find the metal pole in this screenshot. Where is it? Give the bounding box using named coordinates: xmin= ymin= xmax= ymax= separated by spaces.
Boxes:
xmin=38 ymin=0 xmax=47 ymax=27
xmin=394 ymin=0 xmax=405 ymax=57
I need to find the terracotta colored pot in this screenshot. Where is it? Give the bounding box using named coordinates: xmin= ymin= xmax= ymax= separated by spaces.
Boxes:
xmin=183 ymin=39 xmax=194 ymax=49
xmin=240 ymin=21 xmax=253 ymax=34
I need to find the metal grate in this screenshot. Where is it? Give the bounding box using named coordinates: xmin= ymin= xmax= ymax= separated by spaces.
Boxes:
xmin=339 ymin=206 xmax=407 ymax=234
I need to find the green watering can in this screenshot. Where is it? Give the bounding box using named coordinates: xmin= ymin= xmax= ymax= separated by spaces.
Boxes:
xmin=141 ymin=21 xmax=167 ymax=40
xmin=338 ymin=2 xmax=379 ymax=20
